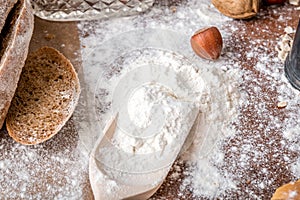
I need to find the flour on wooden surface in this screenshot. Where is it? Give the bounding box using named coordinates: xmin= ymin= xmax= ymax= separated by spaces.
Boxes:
xmin=77 ymin=0 xmax=241 ymax=198
xmin=0 ymin=120 xmax=91 ymax=199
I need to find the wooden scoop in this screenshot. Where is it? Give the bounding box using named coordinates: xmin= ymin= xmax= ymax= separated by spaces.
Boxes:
xmin=89 ymin=110 xmax=202 ymax=199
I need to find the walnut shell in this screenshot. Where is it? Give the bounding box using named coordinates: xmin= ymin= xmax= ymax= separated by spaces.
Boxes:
xmin=212 ymin=0 xmax=260 ymax=19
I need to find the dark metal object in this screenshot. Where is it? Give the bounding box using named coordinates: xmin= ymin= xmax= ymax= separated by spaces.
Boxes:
xmin=285 ymin=19 xmax=300 ymax=90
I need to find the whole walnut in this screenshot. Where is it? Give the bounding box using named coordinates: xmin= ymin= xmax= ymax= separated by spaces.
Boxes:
xmin=212 ymin=0 xmax=260 ymax=19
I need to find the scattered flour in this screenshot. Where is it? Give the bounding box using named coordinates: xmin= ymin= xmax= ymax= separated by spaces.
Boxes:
xmin=77 ymin=0 xmax=241 ymax=198
xmin=0 ymin=120 xmax=92 ymax=199
xmin=1 ymin=0 xmax=295 ymax=199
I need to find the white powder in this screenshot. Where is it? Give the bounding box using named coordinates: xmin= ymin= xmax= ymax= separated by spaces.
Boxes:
xmin=77 ymin=0 xmax=242 ymax=198
xmin=0 ymin=120 xmax=92 ymax=199
xmin=87 ymin=46 xmax=206 ymax=198
xmin=113 ymin=82 xmax=198 ymax=154
xmin=4 ymin=1 xmax=299 ymax=199
xmin=127 ymin=84 xmax=157 ymax=129
xmin=92 ymin=48 xmax=205 ymax=158
xmin=76 ymin=1 xmax=300 ymax=199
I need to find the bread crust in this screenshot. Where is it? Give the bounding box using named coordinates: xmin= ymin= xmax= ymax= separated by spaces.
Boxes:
xmin=0 ymin=0 xmax=18 ymax=33
xmin=6 ymin=47 xmax=81 ymax=145
xmin=0 ymin=0 xmax=34 ymax=128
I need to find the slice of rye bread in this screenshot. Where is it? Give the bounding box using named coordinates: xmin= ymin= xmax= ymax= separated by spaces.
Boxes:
xmin=0 ymin=0 xmax=34 ymax=128
xmin=0 ymin=0 xmax=18 ymax=33
xmin=6 ymin=47 xmax=81 ymax=145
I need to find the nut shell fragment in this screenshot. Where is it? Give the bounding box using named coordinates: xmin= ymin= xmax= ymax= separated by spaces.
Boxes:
xmin=212 ymin=0 xmax=260 ymax=19
xmin=277 ymin=101 xmax=288 ymax=108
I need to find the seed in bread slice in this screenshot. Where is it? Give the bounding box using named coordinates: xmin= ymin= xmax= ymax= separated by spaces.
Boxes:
xmin=6 ymin=47 xmax=81 ymax=145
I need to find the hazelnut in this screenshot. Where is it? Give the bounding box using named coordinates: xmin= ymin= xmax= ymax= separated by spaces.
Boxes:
xmin=212 ymin=0 xmax=260 ymax=19
xmin=190 ymin=27 xmax=223 ymax=60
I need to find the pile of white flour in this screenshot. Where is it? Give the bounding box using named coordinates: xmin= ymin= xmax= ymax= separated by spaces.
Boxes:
xmin=77 ymin=0 xmax=241 ymax=198
xmin=114 ymin=82 xmax=198 ymax=155
xmin=102 ymin=48 xmax=205 ymax=157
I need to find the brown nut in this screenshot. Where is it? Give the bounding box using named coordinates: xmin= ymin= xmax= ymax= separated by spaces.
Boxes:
xmin=271 ymin=179 xmax=300 ymax=200
xmin=212 ymin=0 xmax=260 ymax=19
xmin=190 ymin=27 xmax=223 ymax=60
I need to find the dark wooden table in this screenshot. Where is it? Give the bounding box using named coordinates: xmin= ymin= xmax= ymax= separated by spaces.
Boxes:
xmin=1 ymin=1 xmax=300 ymax=199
